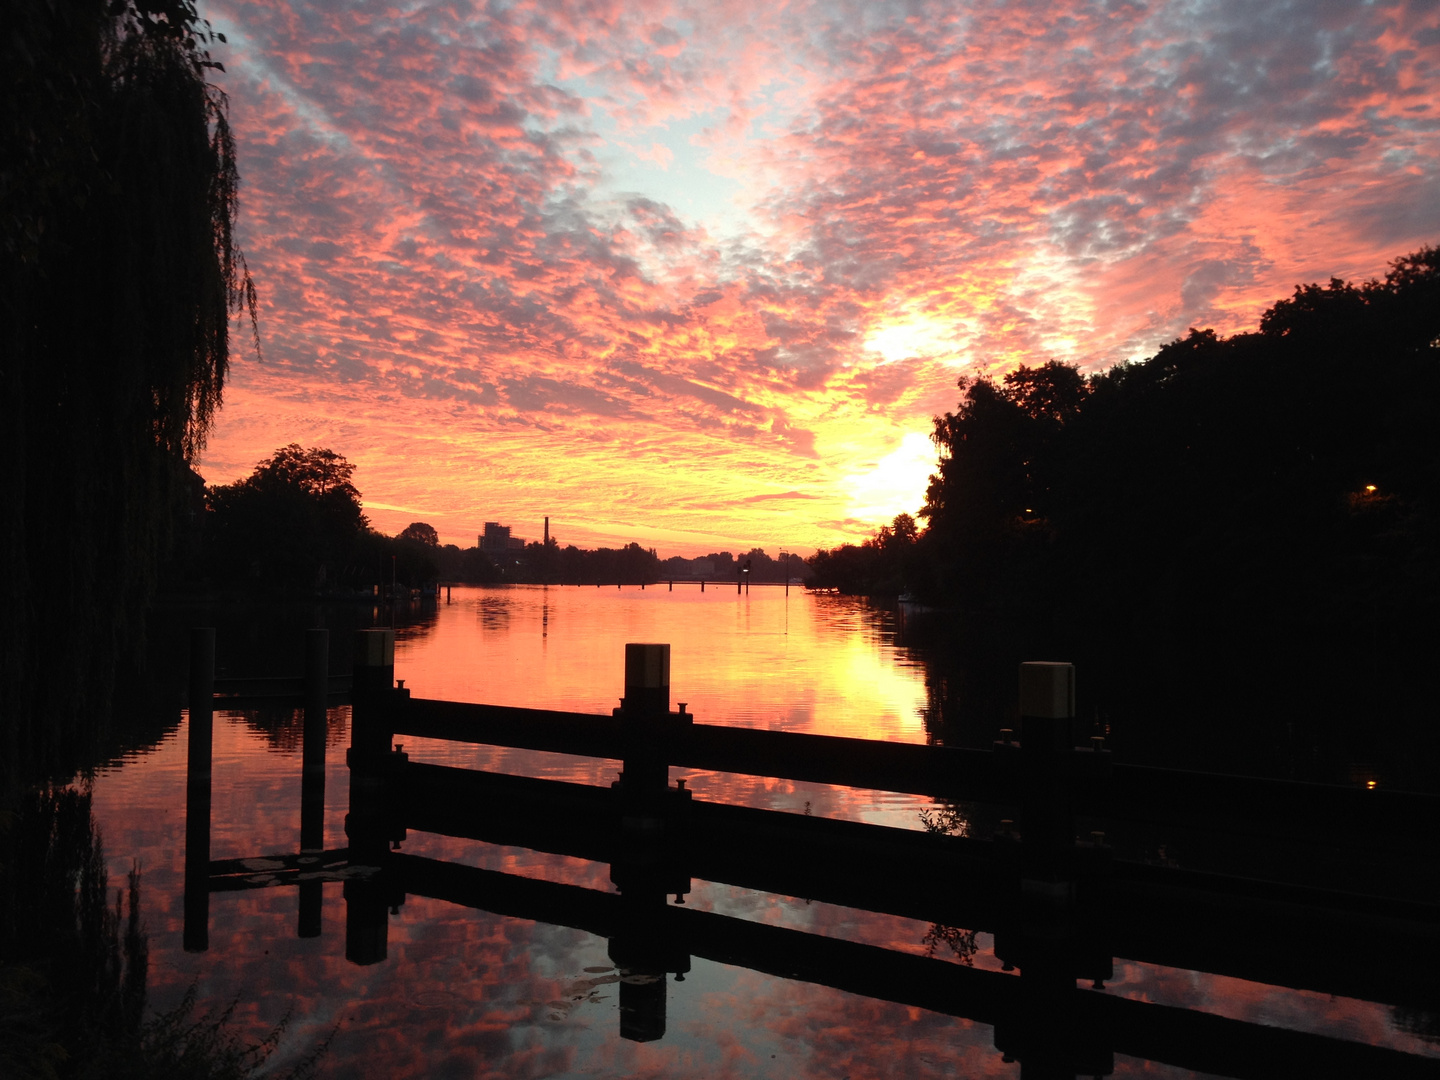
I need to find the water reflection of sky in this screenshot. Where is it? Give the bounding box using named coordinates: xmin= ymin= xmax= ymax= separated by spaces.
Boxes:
xmin=397 ymin=586 xmax=928 ymax=742
xmin=86 ymin=587 xmax=1437 ymax=1076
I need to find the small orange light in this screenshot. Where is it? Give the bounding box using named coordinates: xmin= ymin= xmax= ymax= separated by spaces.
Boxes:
xmin=1364 ymin=485 xmax=1377 ymax=494
xmin=1366 ymin=780 xmax=1377 ymax=790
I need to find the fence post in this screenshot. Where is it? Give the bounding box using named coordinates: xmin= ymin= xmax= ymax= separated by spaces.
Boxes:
xmin=345 ymin=628 xmax=404 ymax=964
xmin=609 ymin=643 xmax=691 ymax=1036
xmin=344 ymin=879 xmax=392 ymax=967
xmin=1014 ymin=661 xmax=1112 ymax=982
xmin=298 ymin=627 xmax=330 ymax=938
xmin=186 ymin=627 xmax=215 ymax=786
xmin=183 ymin=628 xmax=214 ymax=953
xmin=1018 ymin=661 xmax=1075 ymax=883
xmin=993 ymin=661 xmax=1114 ymax=1076
xmin=303 ymin=629 xmax=329 ymax=782
xmin=614 ymin=642 xmax=674 ymax=809
xmin=1007 ymin=660 xmax=1081 ymax=983
xmin=349 ymin=628 xmax=396 ymax=770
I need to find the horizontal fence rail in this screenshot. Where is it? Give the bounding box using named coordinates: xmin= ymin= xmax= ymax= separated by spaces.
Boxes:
xmin=184 ymin=628 xmax=1440 ymax=1077
xmin=395 ymin=697 xmax=1440 ymax=847
xmin=391 ymin=759 xmax=1440 ymax=1009
xmin=387 ymin=853 xmax=1440 ymax=1080
xmin=194 ymin=844 xmax=1440 ymax=1080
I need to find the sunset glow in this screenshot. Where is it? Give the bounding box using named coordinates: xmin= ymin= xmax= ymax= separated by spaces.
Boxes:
xmin=198 ymin=0 xmax=1440 ymax=554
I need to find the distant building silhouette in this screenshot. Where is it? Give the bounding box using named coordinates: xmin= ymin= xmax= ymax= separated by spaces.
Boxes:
xmin=480 ymin=521 xmax=524 ymax=554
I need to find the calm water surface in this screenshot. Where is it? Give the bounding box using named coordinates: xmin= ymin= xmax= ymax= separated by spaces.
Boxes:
xmin=86 ymin=585 xmax=1435 ymax=1077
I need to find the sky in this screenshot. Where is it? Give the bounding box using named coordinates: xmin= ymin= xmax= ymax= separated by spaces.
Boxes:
xmin=196 ymin=0 xmax=1440 ymax=556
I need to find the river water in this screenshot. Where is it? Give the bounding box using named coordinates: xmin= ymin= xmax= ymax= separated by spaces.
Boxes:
xmin=85 ymin=584 xmax=1435 ymax=1077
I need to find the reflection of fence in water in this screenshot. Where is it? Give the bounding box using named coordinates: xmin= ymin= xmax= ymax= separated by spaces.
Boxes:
xmin=183 ymin=628 xmax=1440 ymax=1077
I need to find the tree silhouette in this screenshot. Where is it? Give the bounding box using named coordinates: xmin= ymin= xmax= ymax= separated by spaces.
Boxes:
xmin=3 ymin=0 xmax=257 ymax=778
xmin=1049 ymin=316 xmax=1390 ymax=773
xmin=206 ymin=447 xmax=368 ymax=590
xmin=807 ymin=513 xmax=921 ymax=595
xmin=399 ymin=522 xmax=440 ymax=546
xmin=825 ymin=246 xmax=1440 ymax=788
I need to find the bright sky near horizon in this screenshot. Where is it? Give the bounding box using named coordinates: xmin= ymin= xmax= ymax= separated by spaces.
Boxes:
xmin=197 ymin=0 xmax=1440 ymax=556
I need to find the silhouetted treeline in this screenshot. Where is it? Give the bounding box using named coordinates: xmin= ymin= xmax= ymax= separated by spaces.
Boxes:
xmin=182 ymin=448 xmax=813 ymax=592
xmin=2 ymin=1 xmax=255 ymax=783
xmin=660 ymin=548 xmax=811 ymax=584
xmin=499 ymin=541 xmax=811 ymax=585
xmin=500 ymin=540 xmax=661 ymax=585
xmin=819 ymin=247 xmax=1440 ymax=788
xmin=808 ymin=514 xmax=920 ymax=595
xmin=171 ymin=446 xmax=493 ymax=594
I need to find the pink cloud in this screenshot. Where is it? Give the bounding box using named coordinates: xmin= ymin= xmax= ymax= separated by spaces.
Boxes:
xmin=197 ymin=0 xmax=1440 ymax=552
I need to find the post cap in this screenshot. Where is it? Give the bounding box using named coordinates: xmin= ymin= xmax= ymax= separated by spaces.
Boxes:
xmin=1019 ymin=661 xmax=1074 ymax=719
xmin=624 ymin=643 xmax=670 ymax=689
xmin=355 ymin=628 xmax=395 ymax=667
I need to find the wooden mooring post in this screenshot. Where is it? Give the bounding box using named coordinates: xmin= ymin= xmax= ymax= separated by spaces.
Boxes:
xmin=184 ymin=627 xmax=215 ymax=952
xmin=994 ymin=661 xmax=1114 ymax=1078
xmin=299 ymin=629 xmax=329 ymax=937
xmin=302 ymin=629 xmax=329 ymax=782
xmin=345 ymin=627 xmax=407 ymax=965
xmin=609 ymin=643 xmax=692 ymax=1041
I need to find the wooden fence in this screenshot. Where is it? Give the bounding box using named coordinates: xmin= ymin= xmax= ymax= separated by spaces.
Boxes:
xmin=181 ymin=627 xmax=1440 ymax=1078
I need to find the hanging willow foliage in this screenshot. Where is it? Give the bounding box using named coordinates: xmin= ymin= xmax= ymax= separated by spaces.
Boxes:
xmin=1 ymin=0 xmax=257 ymax=784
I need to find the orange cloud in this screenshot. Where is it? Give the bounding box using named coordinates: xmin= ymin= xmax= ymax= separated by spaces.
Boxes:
xmin=197 ymin=0 xmax=1440 ymax=553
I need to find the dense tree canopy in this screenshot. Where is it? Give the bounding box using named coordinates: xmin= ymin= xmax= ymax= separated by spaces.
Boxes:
xmin=205 ymin=446 xmax=369 ymax=590
xmin=818 ymin=247 xmax=1440 ymax=788
xmin=399 ymin=522 xmax=440 ymax=546
xmin=2 ymin=0 xmax=255 ymax=778
xmin=807 ymin=513 xmax=920 ymax=595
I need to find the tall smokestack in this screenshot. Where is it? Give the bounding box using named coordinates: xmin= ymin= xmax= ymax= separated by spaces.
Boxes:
xmin=544 ymin=516 xmax=549 ymax=546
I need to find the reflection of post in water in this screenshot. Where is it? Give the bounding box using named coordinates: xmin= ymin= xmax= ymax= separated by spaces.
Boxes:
xmin=993 ymin=662 xmax=1114 ymax=1078
xmin=609 ymin=643 xmax=693 ymax=1042
xmin=184 ymin=627 xmax=214 ymax=953
xmin=345 ymin=628 xmax=406 ymax=965
xmin=299 ymin=628 xmax=329 ymax=938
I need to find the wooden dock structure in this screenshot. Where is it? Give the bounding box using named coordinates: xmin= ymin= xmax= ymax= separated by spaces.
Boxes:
xmin=183 ymin=627 xmax=1440 ymax=1078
